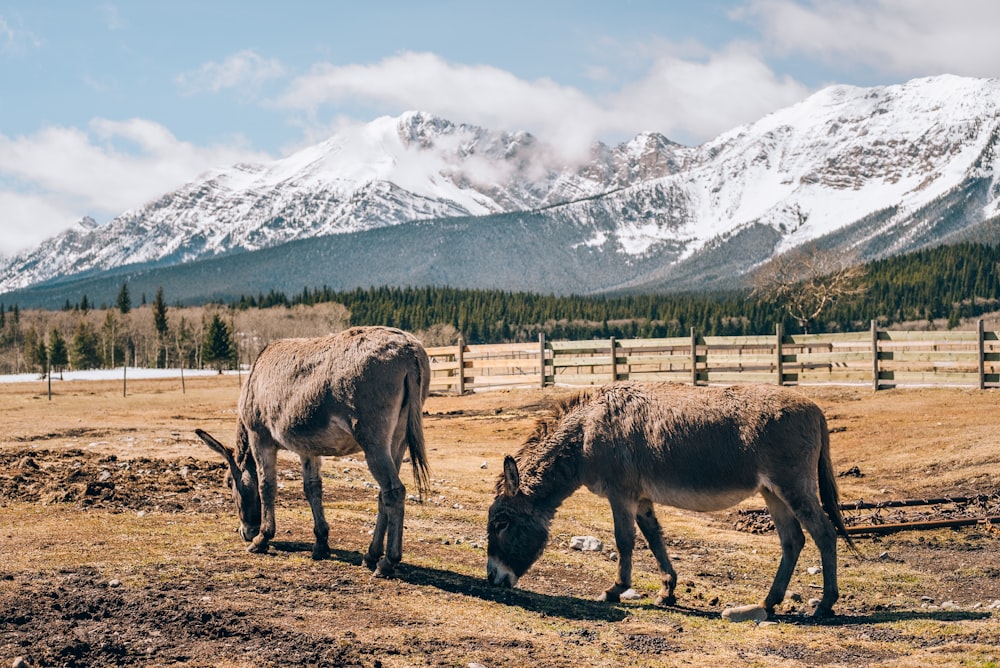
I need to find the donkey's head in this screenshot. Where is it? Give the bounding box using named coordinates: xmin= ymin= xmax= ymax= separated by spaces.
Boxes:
xmin=195 ymin=428 xmax=261 ymax=541
xmin=486 ymin=455 xmax=551 ymax=588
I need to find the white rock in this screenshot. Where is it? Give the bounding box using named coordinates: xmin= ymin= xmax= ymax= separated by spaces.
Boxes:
xmin=722 ymin=604 xmax=768 ymax=623
xmin=570 ymin=536 xmax=603 ymax=551
xmin=807 ymin=566 xmax=822 ymax=575
xmin=620 ymin=588 xmax=643 ymax=600
xmin=480 ymin=461 xmax=489 ymax=469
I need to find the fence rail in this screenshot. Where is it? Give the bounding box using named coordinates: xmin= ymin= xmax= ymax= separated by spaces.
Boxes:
xmin=426 ymin=320 xmax=1000 ymax=394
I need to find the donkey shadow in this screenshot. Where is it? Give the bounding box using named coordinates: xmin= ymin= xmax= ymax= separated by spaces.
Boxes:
xmin=268 ymin=541 xmax=989 ymax=626
xmin=269 ymin=540 xmax=626 ymax=622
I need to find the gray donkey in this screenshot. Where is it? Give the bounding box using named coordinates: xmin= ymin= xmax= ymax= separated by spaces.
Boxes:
xmin=196 ymin=326 xmax=430 ymax=577
xmin=487 ymin=382 xmax=858 ymax=617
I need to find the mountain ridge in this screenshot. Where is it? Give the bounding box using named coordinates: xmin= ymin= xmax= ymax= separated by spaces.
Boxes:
xmin=3 ymin=74 xmax=1000 ymax=303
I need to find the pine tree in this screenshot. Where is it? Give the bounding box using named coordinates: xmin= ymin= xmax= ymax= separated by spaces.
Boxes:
xmin=48 ymin=328 xmax=68 ymax=379
xmin=152 ymin=287 xmax=169 ymax=367
xmin=116 ymin=283 xmax=132 ymax=314
xmin=202 ymin=314 xmax=235 ymax=373
xmin=70 ymin=320 xmax=102 ymax=370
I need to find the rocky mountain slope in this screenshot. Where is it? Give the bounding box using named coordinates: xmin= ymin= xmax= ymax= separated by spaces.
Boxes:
xmin=3 ymin=74 xmax=999 ymax=303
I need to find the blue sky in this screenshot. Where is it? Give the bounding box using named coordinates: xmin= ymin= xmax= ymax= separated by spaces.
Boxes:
xmin=3 ymin=0 xmax=1000 ymax=256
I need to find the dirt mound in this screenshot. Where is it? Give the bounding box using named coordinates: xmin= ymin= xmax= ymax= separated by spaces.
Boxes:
xmin=0 ymin=449 xmax=231 ymax=513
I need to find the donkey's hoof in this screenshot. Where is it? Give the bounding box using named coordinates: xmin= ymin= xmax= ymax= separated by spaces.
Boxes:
xmin=311 ymin=543 xmax=331 ymax=561
xmin=247 ymin=537 xmax=269 ymax=554
xmin=812 ymin=603 xmax=835 ymax=618
xmin=372 ymin=557 xmax=396 ymax=578
xmin=597 ymin=590 xmax=620 ymax=603
xmin=654 ymin=593 xmax=676 ymax=607
xmin=363 ymin=554 xmax=380 ymax=572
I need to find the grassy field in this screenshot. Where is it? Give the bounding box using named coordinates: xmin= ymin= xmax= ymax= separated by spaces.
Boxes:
xmin=1 ymin=375 xmax=999 ymax=667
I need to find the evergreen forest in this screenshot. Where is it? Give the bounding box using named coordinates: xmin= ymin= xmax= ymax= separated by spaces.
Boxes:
xmin=1 ymin=241 xmax=998 ymax=375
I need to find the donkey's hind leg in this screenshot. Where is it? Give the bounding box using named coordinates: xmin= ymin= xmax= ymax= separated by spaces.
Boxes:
xmin=301 ymin=455 xmax=331 ymax=560
xmin=635 ymin=499 xmax=678 ymax=606
xmin=782 ymin=487 xmax=840 ymax=617
xmin=760 ymin=488 xmax=806 ymax=615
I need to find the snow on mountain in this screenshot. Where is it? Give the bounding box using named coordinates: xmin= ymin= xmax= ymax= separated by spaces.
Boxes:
xmin=2 ymin=75 xmax=1000 ymax=296
xmin=554 ymin=74 xmax=1000 ymax=260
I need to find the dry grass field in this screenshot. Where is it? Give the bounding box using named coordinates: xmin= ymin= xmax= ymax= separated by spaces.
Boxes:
xmin=2 ymin=375 xmax=999 ymax=667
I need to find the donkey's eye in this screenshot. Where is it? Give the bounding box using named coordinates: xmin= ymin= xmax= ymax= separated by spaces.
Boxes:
xmin=493 ymin=520 xmax=509 ymax=533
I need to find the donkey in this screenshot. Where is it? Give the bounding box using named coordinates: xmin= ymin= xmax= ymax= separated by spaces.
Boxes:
xmin=486 ymin=382 xmax=858 ymax=618
xmin=195 ymin=326 xmax=430 ymax=577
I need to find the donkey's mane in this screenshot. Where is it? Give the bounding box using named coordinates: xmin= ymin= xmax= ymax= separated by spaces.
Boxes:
xmin=496 ymin=391 xmax=591 ymax=497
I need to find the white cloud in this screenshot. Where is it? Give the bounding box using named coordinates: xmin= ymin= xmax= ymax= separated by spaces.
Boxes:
xmin=0 ymin=119 xmax=270 ymax=256
xmin=740 ymin=0 xmax=1000 ymax=78
xmin=0 ymin=14 xmax=42 ymax=56
xmin=98 ymin=3 xmax=127 ymax=31
xmin=176 ymin=49 xmax=287 ymax=96
xmin=275 ymin=48 xmax=810 ymax=156
xmin=608 ymin=43 xmax=810 ymax=144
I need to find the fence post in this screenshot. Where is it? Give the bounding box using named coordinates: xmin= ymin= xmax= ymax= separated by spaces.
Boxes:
xmin=690 ymin=327 xmax=698 ymax=386
xmin=978 ymin=319 xmax=986 ymax=390
xmin=871 ymin=320 xmax=879 ymax=392
xmin=610 ymin=337 xmax=618 ymax=382
xmin=457 ymin=337 xmax=465 ymax=396
xmin=539 ymin=332 xmax=547 ymax=389
xmin=775 ymin=322 xmax=784 ymax=386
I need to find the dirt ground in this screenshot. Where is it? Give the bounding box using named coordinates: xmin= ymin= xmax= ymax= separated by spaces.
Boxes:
xmin=1 ymin=375 xmax=999 ymax=667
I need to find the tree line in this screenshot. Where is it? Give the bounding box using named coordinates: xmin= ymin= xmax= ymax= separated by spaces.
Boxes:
xmin=1 ymin=241 xmax=998 ymax=375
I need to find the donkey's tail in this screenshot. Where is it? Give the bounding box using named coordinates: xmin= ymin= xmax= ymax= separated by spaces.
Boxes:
xmin=404 ymin=347 xmax=431 ymax=500
xmin=818 ymin=416 xmax=860 ymax=555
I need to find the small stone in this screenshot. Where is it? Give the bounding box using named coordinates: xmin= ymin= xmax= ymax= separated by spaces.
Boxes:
xmin=941 ymin=601 xmax=959 ymax=610
xmin=878 ymin=551 xmax=890 ymax=560
xmin=480 ymin=461 xmax=488 ymax=469
xmin=108 ymin=579 xmax=121 ymax=588
xmin=13 ymin=657 xmax=30 ymax=668
xmin=722 ymin=604 xmax=768 ymax=623
xmin=808 ymin=598 xmax=822 ymax=608
xmin=620 ymin=588 xmax=643 ymax=600
xmin=759 ymin=620 xmax=779 ymax=627
xmin=570 ymin=536 xmax=603 ymax=551
xmin=607 ymin=551 xmax=618 ymax=561
xmin=921 ymin=595 xmax=935 ymax=603
xmin=989 ymin=600 xmax=1000 ymax=609
xmin=468 ymin=663 xmax=487 ymax=668
xmin=807 ymin=566 xmax=822 ymax=575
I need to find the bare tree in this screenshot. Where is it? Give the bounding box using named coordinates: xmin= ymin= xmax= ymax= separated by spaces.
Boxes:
xmin=751 ymin=244 xmax=867 ymax=333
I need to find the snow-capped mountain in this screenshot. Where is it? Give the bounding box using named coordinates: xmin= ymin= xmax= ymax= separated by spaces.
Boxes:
xmin=3 ymin=74 xmax=1000 ymax=299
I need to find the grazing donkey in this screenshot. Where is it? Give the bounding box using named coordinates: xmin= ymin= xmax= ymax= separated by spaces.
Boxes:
xmin=487 ymin=382 xmax=858 ymax=618
xmin=196 ymin=326 xmax=430 ymax=577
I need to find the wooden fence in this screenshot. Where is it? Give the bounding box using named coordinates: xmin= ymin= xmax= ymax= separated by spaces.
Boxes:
xmin=426 ymin=320 xmax=1000 ymax=394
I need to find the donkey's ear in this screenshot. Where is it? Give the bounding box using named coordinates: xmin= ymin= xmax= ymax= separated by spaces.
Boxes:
xmin=502 ymin=455 xmax=520 ymax=497
xmin=195 ymin=429 xmax=237 ymax=469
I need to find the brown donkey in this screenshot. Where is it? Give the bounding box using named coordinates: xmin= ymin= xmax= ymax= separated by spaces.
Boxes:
xmin=487 ymin=382 xmax=858 ymax=617
xmin=196 ymin=326 xmax=430 ymax=577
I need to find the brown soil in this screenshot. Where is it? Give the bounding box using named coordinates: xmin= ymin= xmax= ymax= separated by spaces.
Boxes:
xmin=1 ymin=377 xmax=999 ymax=667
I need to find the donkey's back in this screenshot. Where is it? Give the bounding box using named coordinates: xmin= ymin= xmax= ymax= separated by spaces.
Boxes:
xmin=577 ymin=383 xmax=830 ymax=512
xmin=240 ymin=326 xmax=430 ymax=460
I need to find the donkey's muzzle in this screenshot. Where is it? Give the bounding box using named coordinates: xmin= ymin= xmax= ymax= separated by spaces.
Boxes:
xmin=487 ymin=557 xmax=518 ymax=588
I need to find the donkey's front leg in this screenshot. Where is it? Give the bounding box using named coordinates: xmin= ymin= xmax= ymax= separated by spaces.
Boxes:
xmin=598 ymin=498 xmax=638 ymax=603
xmin=251 ymin=445 xmax=279 ymax=554
xmin=301 ymin=455 xmax=330 ymax=560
